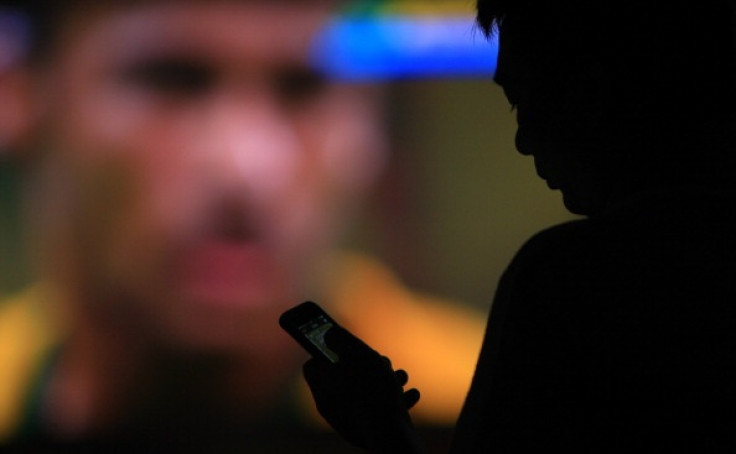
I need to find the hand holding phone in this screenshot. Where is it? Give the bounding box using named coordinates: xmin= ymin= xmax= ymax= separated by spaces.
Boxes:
xmin=280 ymin=301 xmax=424 ymax=452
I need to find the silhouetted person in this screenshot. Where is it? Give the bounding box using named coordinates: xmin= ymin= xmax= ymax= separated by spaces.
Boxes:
xmin=303 ymin=0 xmax=736 ymax=452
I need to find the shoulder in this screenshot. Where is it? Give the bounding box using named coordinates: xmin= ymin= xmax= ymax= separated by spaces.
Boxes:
xmin=503 ymin=218 xmax=601 ymax=286
xmin=516 ymin=218 xmax=594 ymax=259
xmin=0 ymin=285 xmax=59 ymax=440
xmin=488 ymin=217 xmax=621 ymax=337
xmin=508 ymin=209 xmax=653 ymax=283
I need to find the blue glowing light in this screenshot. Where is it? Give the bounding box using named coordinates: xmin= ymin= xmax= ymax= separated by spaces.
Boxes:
xmin=310 ymin=15 xmax=499 ymax=81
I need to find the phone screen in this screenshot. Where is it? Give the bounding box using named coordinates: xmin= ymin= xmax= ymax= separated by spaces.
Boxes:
xmin=298 ymin=314 xmax=340 ymax=363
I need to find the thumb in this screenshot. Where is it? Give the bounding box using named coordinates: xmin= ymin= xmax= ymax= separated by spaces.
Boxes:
xmin=403 ymin=388 xmax=421 ymax=410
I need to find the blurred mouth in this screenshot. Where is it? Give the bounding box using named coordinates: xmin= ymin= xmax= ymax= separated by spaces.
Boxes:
xmin=174 ymin=240 xmax=278 ymax=309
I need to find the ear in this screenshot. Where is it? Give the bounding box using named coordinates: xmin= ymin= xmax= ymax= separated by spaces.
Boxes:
xmin=0 ymin=67 xmax=36 ymax=156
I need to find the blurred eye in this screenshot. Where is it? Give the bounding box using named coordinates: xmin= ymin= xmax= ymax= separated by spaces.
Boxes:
xmin=273 ymin=66 xmax=328 ymax=106
xmin=120 ymin=57 xmax=215 ymax=97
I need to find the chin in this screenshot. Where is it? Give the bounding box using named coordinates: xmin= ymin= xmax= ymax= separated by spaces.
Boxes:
xmin=156 ymin=291 xmax=288 ymax=355
xmin=562 ymin=192 xmax=606 ymax=216
xmin=164 ymin=314 xmax=277 ymax=356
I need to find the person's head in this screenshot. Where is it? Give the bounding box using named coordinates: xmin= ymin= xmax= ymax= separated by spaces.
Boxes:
xmin=0 ymin=1 xmax=387 ymax=355
xmin=476 ymin=0 xmax=736 ymax=215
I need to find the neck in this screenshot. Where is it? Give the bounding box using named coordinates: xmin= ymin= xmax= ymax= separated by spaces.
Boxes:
xmin=604 ymin=137 xmax=736 ymax=212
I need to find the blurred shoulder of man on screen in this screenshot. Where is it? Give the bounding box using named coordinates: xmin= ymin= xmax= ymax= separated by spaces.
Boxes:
xmin=0 ymin=0 xmax=484 ymax=446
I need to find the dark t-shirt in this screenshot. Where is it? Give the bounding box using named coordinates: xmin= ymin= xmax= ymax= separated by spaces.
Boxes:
xmin=452 ymin=189 xmax=736 ymax=453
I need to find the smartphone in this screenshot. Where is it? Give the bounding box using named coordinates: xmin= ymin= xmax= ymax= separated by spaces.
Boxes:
xmin=279 ymin=301 xmax=342 ymax=363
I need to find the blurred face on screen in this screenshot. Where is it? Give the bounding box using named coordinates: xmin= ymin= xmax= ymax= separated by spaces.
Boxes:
xmin=18 ymin=1 xmax=386 ymax=352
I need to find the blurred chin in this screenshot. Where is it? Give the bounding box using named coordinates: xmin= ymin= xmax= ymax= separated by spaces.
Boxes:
xmin=141 ymin=279 xmax=293 ymax=354
xmin=161 ymin=298 xmax=284 ymax=354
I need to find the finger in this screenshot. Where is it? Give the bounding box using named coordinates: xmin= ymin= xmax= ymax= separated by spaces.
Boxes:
xmin=394 ymin=369 xmax=409 ymax=386
xmin=380 ymin=356 xmax=393 ymax=369
xmin=403 ymin=388 xmax=421 ymax=410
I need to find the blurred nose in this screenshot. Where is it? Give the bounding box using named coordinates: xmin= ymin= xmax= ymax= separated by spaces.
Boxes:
xmin=196 ymin=90 xmax=300 ymax=200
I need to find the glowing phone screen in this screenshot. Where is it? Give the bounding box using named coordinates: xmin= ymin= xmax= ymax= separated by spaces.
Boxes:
xmin=298 ymin=315 xmax=340 ymax=363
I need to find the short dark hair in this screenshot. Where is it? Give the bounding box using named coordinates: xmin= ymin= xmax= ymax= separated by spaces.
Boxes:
xmin=476 ymin=0 xmax=736 ymax=120
xmin=475 ymin=0 xmax=505 ymax=37
xmin=476 ymin=0 xmax=736 ymax=44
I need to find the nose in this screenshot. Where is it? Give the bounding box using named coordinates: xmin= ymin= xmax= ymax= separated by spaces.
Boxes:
xmin=197 ymin=91 xmax=301 ymax=199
